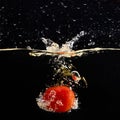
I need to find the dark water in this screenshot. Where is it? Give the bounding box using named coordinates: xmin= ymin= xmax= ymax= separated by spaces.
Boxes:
xmin=0 ymin=50 xmax=120 ymax=119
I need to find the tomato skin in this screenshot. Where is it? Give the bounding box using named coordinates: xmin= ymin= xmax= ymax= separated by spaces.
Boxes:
xmin=72 ymin=74 xmax=78 ymax=81
xmin=43 ymin=85 xmax=75 ymax=113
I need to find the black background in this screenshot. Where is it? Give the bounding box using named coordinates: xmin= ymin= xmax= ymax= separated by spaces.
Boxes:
xmin=1 ymin=50 xmax=120 ymax=119
xmin=0 ymin=0 xmax=120 ymax=48
xmin=0 ymin=0 xmax=120 ymax=119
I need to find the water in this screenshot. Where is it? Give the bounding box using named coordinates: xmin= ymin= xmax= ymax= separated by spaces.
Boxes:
xmin=0 ymin=35 xmax=120 ymax=113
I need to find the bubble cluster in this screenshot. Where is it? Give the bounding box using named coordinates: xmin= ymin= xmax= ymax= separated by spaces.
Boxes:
xmin=35 ymin=38 xmax=88 ymax=113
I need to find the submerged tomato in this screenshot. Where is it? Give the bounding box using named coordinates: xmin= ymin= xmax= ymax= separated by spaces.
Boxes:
xmin=43 ymin=85 xmax=75 ymax=113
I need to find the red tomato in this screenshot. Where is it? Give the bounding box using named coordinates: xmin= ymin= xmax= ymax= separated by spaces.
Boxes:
xmin=43 ymin=85 xmax=75 ymax=113
xmin=72 ymin=74 xmax=78 ymax=81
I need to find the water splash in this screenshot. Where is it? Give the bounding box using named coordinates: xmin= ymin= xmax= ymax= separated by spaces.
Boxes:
xmin=41 ymin=37 xmax=59 ymax=52
xmin=0 ymin=32 xmax=120 ymax=58
xmin=63 ymin=31 xmax=86 ymax=50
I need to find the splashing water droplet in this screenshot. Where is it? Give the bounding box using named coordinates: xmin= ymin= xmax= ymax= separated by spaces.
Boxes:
xmin=41 ymin=37 xmax=59 ymax=52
